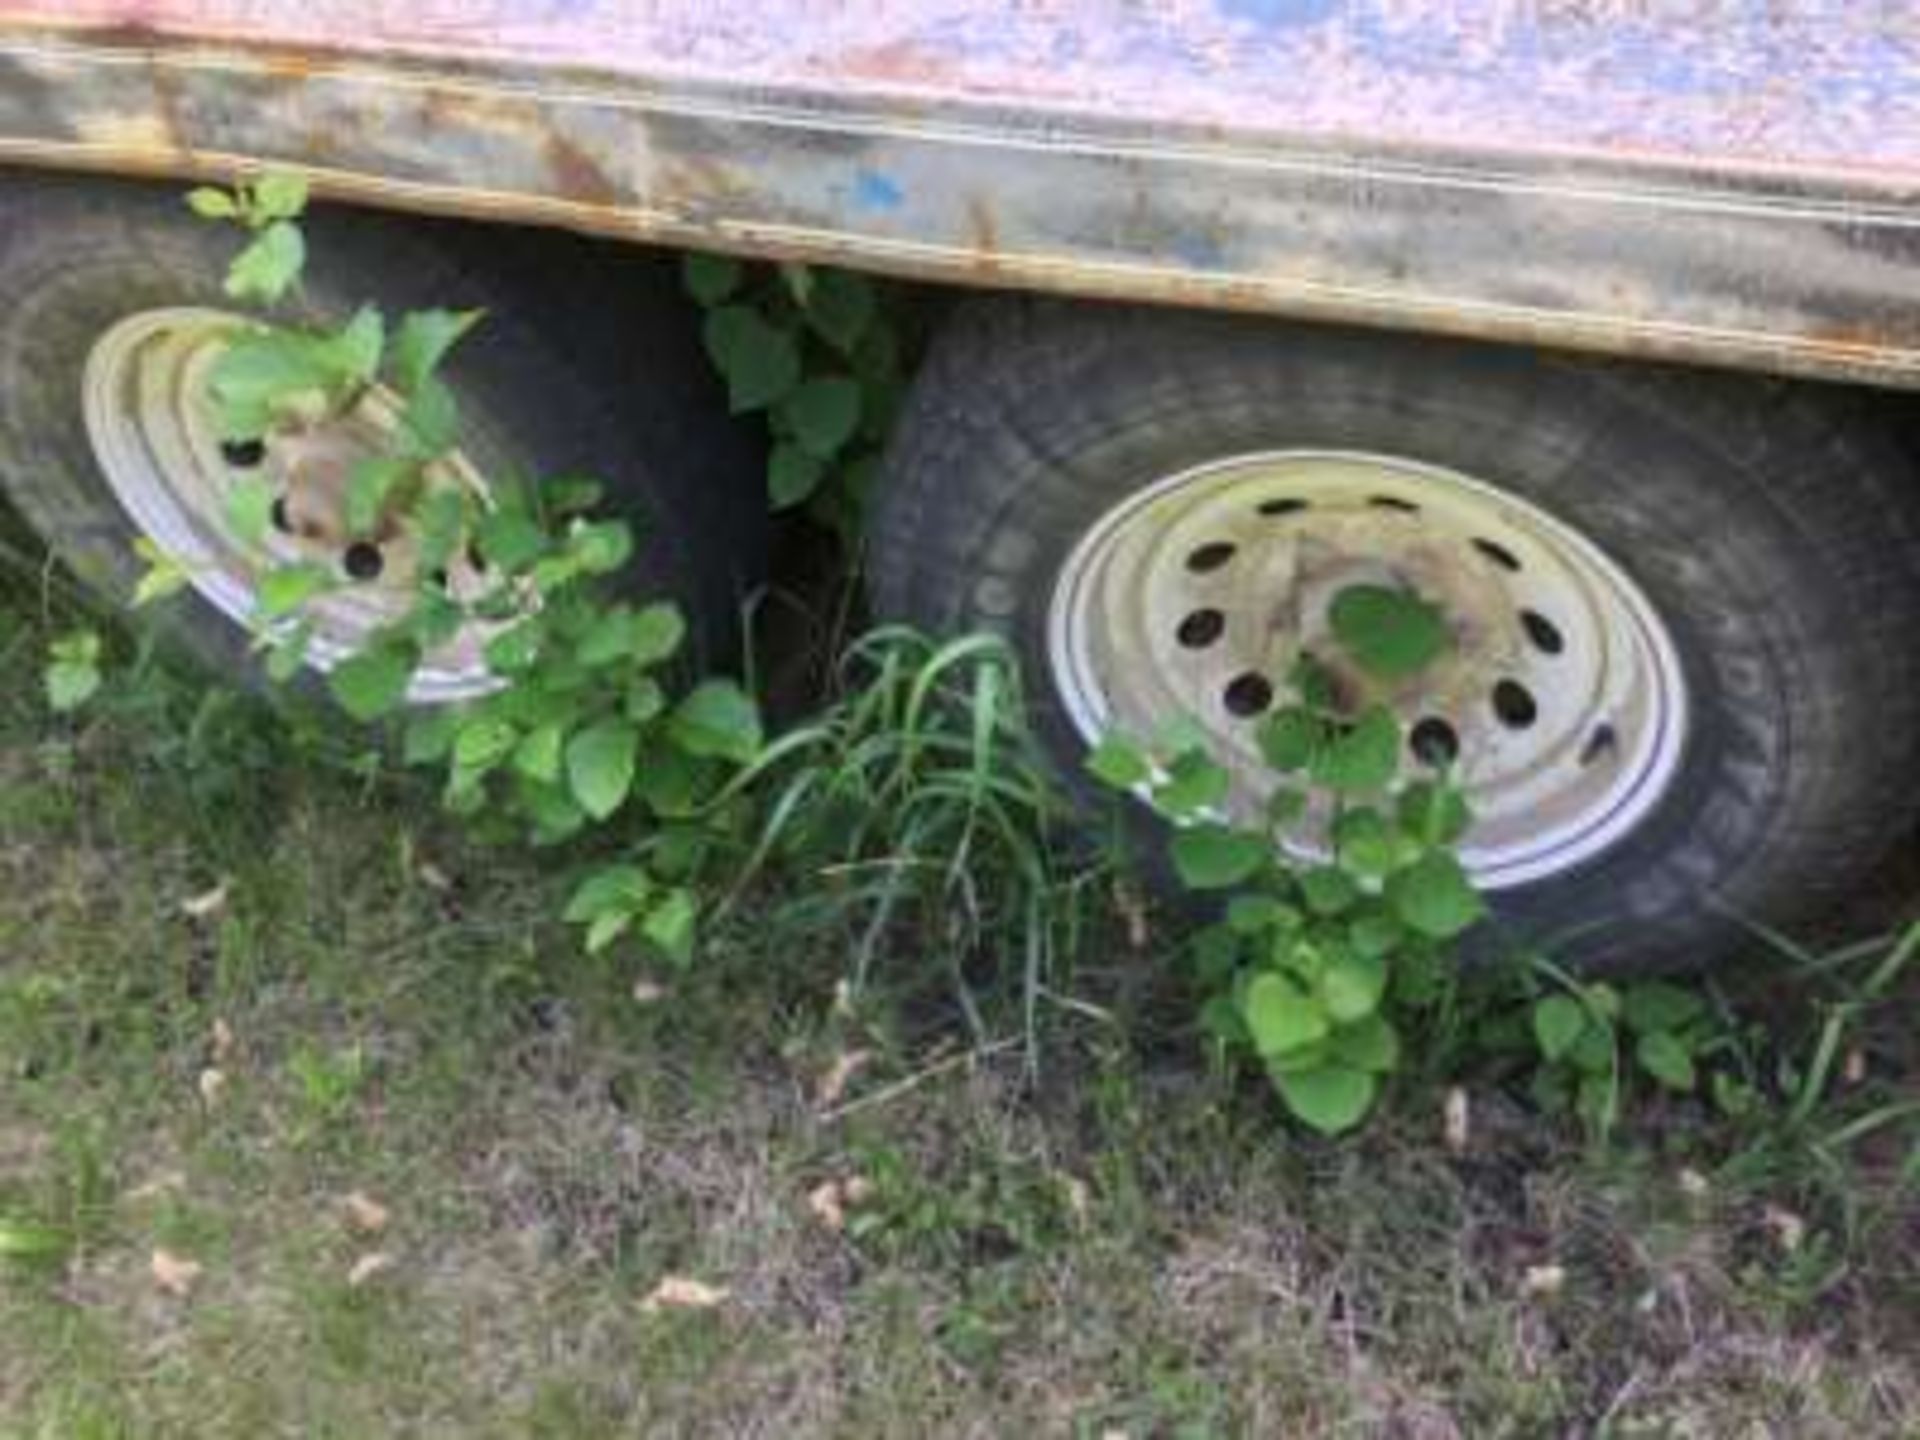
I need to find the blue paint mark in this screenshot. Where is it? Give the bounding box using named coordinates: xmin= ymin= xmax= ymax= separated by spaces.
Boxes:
xmin=1217 ymin=0 xmax=1339 ymax=29
xmin=854 ymin=170 xmax=905 ymax=212
xmin=1172 ymin=233 xmax=1226 ymax=271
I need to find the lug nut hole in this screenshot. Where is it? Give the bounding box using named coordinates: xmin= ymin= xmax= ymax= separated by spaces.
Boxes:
xmin=1521 ymin=609 xmax=1564 ymax=655
xmin=1492 ymin=679 xmax=1538 ymax=729
xmin=1176 ymin=608 xmax=1226 ymax=649
xmin=1185 ymin=541 xmax=1237 ymax=574
xmin=1409 ymin=717 xmax=1460 ymax=766
xmin=1580 ymin=724 xmax=1619 ymax=767
xmin=1368 ymin=495 xmax=1419 ymax=513
xmin=1474 ymin=537 xmax=1522 ymax=572
xmin=1223 ymin=672 xmax=1274 ymax=717
xmin=343 ymin=541 xmax=385 ymax=581
xmin=221 ymin=438 xmax=266 ymax=468
xmin=269 ymin=496 xmax=293 ymax=535
xmin=1258 ymin=497 xmax=1308 ymax=516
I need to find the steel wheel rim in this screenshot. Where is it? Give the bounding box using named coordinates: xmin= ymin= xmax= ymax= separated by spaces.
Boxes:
xmin=1046 ymin=450 xmax=1689 ymax=889
xmin=82 ymin=306 xmax=500 ymax=703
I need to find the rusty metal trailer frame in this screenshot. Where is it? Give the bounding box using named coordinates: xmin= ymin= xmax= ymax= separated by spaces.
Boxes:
xmin=0 ymin=4 xmax=1917 ymax=389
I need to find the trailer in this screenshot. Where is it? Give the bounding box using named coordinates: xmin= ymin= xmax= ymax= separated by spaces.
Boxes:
xmin=2 ymin=2 xmax=1918 ymax=968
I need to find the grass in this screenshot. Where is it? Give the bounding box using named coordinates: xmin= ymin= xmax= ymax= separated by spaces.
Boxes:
xmin=1 ymin=598 xmax=1918 ymax=1437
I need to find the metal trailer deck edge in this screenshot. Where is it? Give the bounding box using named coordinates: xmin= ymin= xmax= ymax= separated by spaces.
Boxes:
xmin=0 ymin=17 xmax=1917 ymax=389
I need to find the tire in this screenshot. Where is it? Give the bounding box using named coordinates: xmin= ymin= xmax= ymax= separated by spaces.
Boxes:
xmin=0 ymin=169 xmax=764 ymax=693
xmin=869 ymin=297 xmax=1920 ymax=972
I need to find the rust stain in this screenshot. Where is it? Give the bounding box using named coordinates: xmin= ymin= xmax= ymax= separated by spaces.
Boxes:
xmin=255 ymin=48 xmax=326 ymax=84
xmin=148 ymin=61 xmax=188 ymax=152
xmin=303 ymin=126 xmax=338 ymax=163
xmin=657 ymin=153 xmax=750 ymax=209
xmin=834 ymin=39 xmax=960 ymax=87
xmin=1805 ymin=318 xmax=1916 ymax=357
xmin=543 ymin=133 xmax=618 ymax=206
xmin=420 ymin=89 xmax=460 ymax=130
xmin=965 ymin=194 xmax=999 ymax=257
xmin=656 ymin=155 xmax=752 ymax=222
xmin=4 ymin=4 xmax=1917 ymax=398
xmin=64 ymin=21 xmax=165 ymax=51
xmin=47 ymin=17 xmax=350 ymax=80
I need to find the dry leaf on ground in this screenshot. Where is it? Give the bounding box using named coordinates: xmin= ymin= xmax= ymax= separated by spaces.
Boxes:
xmin=807 ymin=1180 xmax=848 ymax=1231
xmin=1112 ymin=879 xmax=1150 ymax=950
xmin=1763 ymin=1204 xmax=1807 ymax=1254
xmin=151 ymin=1249 xmax=202 ymax=1297
xmin=815 ymin=1049 xmax=873 ymax=1107
xmin=1443 ymin=1087 xmax=1470 ymax=1155
xmin=831 ymin=978 xmax=857 ymax=1018
xmin=343 ymin=1191 xmax=390 ymax=1235
xmin=1060 ymin=1173 xmax=1092 ymax=1227
xmin=125 ymin=1170 xmax=186 ymax=1202
xmin=806 ymin=1176 xmax=875 ymax=1232
xmin=641 ymin=1276 xmax=728 ymax=1313
xmin=179 ymin=879 xmax=230 ymax=921
xmin=1521 ymin=1263 xmax=1566 ymax=1299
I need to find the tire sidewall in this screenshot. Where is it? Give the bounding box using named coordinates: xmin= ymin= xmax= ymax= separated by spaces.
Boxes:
xmin=0 ymin=177 xmax=744 ymax=691
xmin=877 ymin=305 xmax=1897 ymax=969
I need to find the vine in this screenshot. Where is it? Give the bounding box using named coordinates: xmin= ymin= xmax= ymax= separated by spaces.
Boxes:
xmin=681 ymin=252 xmax=910 ymax=541
xmin=1087 ymin=584 xmax=1484 ymax=1134
xmin=138 ymin=175 xmax=765 ymax=965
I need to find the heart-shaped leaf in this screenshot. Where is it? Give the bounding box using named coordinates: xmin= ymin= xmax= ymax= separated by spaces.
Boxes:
xmin=1085 ymin=735 xmax=1151 ymax=790
xmin=1330 ymin=1014 xmax=1400 ymax=1073
xmin=566 ymin=719 xmax=640 ymax=819
xmin=643 ymin=888 xmax=698 ymax=965
xmin=1329 ymin=584 xmax=1451 ymax=680
xmin=769 ymin=443 xmax=826 ymax=509
xmin=1273 ymin=1064 xmax=1377 ymax=1135
xmin=669 ymin=680 xmax=763 ymax=764
xmin=780 ymin=376 xmax=862 ymax=460
xmin=682 ymin=252 xmax=743 ymax=306
xmin=1532 ymin=995 xmax=1589 ymax=1061
xmin=1257 ymin=706 xmax=1321 ymax=772
xmin=804 ymin=269 xmax=878 ymax=353
xmin=1242 ymin=972 xmax=1329 ymax=1056
xmin=1310 ymin=706 xmax=1400 ymax=794
xmin=1170 ymin=824 xmax=1269 ymax=890
xmin=1386 ymin=850 xmax=1484 ymax=940
xmin=1622 ymin=981 xmax=1705 ymax=1037
xmin=328 ymin=641 xmax=416 ymax=721
xmin=391 ymin=308 xmax=483 ymax=395
xmin=1636 ymin=1030 xmax=1697 ymax=1091
xmin=702 ymin=305 xmax=801 ymax=413
xmin=1320 ymin=950 xmax=1387 ymax=1023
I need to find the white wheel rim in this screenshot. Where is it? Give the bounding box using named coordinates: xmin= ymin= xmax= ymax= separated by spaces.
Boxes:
xmin=1046 ymin=450 xmax=1689 ymax=889
xmin=81 ymin=307 xmax=501 ymax=703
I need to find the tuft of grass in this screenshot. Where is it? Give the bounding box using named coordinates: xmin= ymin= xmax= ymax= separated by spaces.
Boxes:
xmin=723 ymin=626 xmax=1113 ymax=1059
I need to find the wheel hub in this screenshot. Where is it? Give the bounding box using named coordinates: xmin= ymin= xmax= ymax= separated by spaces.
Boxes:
xmin=81 ymin=306 xmax=500 ymax=703
xmin=1047 ymin=450 xmax=1689 ymax=888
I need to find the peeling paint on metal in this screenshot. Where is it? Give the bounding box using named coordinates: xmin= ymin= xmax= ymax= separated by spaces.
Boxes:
xmin=544 ymin=132 xmax=616 ymax=205
xmin=7 ymin=2 xmax=1918 ymax=181
xmin=0 ymin=3 xmax=1915 ymax=390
